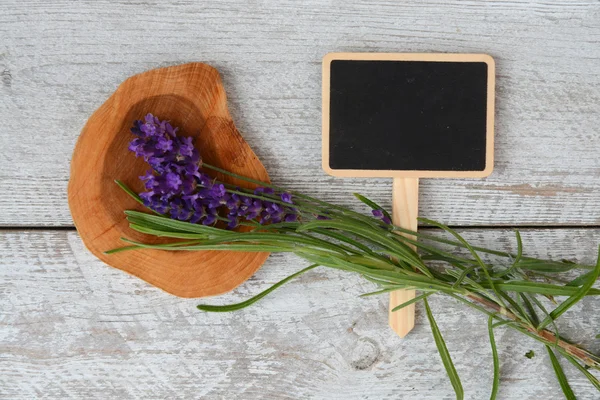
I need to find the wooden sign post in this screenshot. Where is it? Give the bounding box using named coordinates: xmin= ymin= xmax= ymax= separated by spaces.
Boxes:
xmin=322 ymin=53 xmax=495 ymax=337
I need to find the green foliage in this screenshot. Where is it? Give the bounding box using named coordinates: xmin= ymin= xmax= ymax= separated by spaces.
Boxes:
xmin=547 ymin=346 xmax=576 ymax=399
xmin=424 ymin=298 xmax=464 ymax=400
xmin=111 ymin=176 xmax=600 ymax=397
xmin=488 ymin=316 xmax=500 ymax=400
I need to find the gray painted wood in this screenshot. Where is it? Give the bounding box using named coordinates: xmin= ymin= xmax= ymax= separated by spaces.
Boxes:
xmin=2 ymin=0 xmax=600 ymax=398
xmin=1 ymin=229 xmax=599 ymax=399
xmin=1 ymin=0 xmax=600 ymax=226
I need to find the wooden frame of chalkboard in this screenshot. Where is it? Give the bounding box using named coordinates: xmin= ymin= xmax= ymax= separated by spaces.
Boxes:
xmin=322 ymin=52 xmax=495 ymax=178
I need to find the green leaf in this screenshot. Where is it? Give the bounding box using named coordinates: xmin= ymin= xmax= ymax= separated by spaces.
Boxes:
xmin=513 ymin=230 xmax=523 ymax=264
xmin=418 ymin=218 xmax=505 ymax=308
xmin=391 ymin=292 xmax=434 ymax=312
xmin=498 ymin=291 xmax=533 ymax=325
xmin=129 ymin=223 xmax=209 ymax=239
xmin=353 ymin=193 xmax=392 ymax=221
xmin=452 ymin=265 xmax=477 ymax=288
xmin=513 ymin=259 xmax=581 ymax=273
xmin=115 ymin=180 xmax=144 ymax=206
xmin=197 ymin=264 xmax=318 ymax=312
xmin=546 ymin=346 xmax=576 ymax=400
xmin=494 ymin=230 xmax=523 ymax=278
xmin=104 ymin=245 xmax=141 ymax=254
xmin=105 ymin=239 xmax=205 ymax=255
xmin=566 ymin=271 xmax=594 ymax=287
xmin=424 ymin=298 xmax=464 ymax=400
xmin=537 ymin=246 xmax=600 ymax=330
xmin=359 ymin=288 xmax=398 ymax=297
xmin=296 ymin=219 xmax=429 ymax=275
xmin=120 ymin=237 xmax=289 ymax=253
xmin=525 ymin=350 xmax=535 ymax=359
xmin=520 ymin=294 xmax=540 ymax=327
xmin=491 ymin=320 xmax=516 ymax=329
xmin=488 ymin=316 xmax=500 ymax=400
xmin=480 ymin=281 xmax=600 ymax=297
xmin=560 ymin=352 xmax=600 ymax=391
xmin=125 ymin=210 xmax=229 ymax=236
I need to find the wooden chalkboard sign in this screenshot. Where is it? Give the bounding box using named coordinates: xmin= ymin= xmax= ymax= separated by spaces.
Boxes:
xmin=322 ymin=53 xmax=495 ymax=337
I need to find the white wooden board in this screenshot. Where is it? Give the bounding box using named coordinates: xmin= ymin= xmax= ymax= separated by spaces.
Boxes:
xmin=1 ymin=229 xmax=599 ymax=399
xmin=0 ymin=0 xmax=599 ymax=226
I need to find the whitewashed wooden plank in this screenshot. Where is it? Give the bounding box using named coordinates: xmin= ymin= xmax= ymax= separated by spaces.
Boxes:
xmin=0 ymin=0 xmax=599 ymax=226
xmin=1 ymin=228 xmax=599 ymax=398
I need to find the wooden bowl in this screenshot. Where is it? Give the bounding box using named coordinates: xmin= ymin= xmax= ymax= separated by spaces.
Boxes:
xmin=68 ymin=63 xmax=270 ymax=298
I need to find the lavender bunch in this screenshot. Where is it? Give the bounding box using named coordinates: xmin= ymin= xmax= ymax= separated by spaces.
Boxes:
xmin=112 ymin=115 xmax=600 ymax=399
xmin=128 ymin=114 xmax=297 ymax=228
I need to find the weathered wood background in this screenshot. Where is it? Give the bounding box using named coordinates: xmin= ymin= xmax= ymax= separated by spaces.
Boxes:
xmin=1 ymin=0 xmax=599 ymax=398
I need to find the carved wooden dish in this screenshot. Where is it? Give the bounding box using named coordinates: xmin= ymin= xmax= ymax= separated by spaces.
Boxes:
xmin=68 ymin=63 xmax=270 ymax=298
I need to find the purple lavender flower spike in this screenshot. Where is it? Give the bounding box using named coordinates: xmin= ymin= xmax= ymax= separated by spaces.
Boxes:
xmin=129 ymin=114 xmax=301 ymax=227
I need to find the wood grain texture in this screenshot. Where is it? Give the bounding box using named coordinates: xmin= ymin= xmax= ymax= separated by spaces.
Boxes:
xmin=1 ymin=228 xmax=599 ymax=399
xmin=2 ymin=0 xmax=600 ymax=398
xmin=1 ymin=0 xmax=600 ymax=226
xmin=68 ymin=62 xmax=270 ymax=298
xmin=389 ymin=178 xmax=419 ymax=337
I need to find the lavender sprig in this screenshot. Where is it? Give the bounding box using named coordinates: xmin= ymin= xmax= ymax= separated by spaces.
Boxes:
xmin=128 ymin=114 xmax=298 ymax=228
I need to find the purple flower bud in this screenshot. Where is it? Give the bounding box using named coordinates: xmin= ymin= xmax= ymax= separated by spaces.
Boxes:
xmin=140 ymin=170 xmax=154 ymax=181
xmin=165 ymin=172 xmax=182 ymax=190
xmin=211 ymin=184 xmax=226 ymax=198
xmin=179 ymin=136 xmax=195 ymax=157
xmin=203 ymin=209 xmax=218 ymax=225
xmin=181 ymin=175 xmax=197 ymax=195
xmin=281 ymin=193 xmax=293 ymax=204
xmin=131 ymin=120 xmax=144 ymax=136
xmin=156 ymin=136 xmax=173 ymax=151
xmin=226 ymin=216 xmax=239 ymax=229
xmin=259 ymin=210 xmax=272 ymax=224
xmin=372 ymin=209 xmax=384 ymax=218
xmin=284 ymin=214 xmax=298 ymax=222
xmin=169 ymin=198 xmax=193 ymax=221
xmin=372 ymin=209 xmax=391 ymax=224
xmin=226 ymin=193 xmax=241 ymax=209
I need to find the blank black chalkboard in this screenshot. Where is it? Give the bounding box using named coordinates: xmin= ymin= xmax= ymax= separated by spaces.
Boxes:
xmin=322 ymin=53 xmax=495 ymax=178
